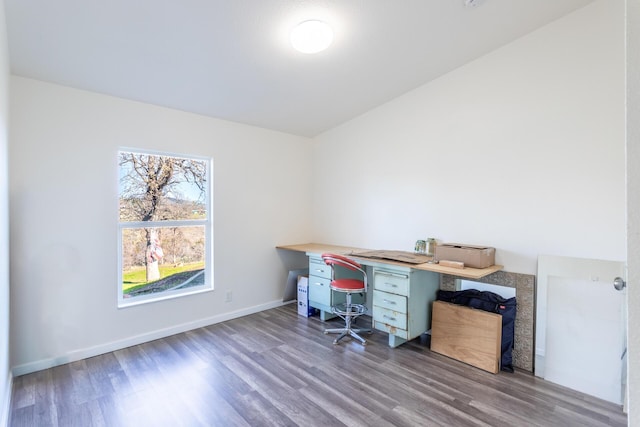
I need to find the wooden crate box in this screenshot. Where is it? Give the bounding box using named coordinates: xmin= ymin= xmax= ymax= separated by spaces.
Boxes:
xmin=430 ymin=300 xmax=502 ymax=374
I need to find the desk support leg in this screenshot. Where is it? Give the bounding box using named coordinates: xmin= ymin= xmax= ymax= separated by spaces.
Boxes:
xmin=388 ymin=335 xmax=407 ymax=348
xmin=319 ymin=310 xmax=335 ymax=322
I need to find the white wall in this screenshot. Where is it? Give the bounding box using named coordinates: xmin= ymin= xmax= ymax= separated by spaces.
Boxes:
xmin=0 ymin=0 xmax=10 ymax=423
xmin=5 ymin=0 xmax=633 ymax=421
xmin=627 ymin=0 xmax=639 ymax=422
xmin=9 ymin=77 xmax=313 ymax=373
xmin=313 ymin=0 xmax=625 ymax=276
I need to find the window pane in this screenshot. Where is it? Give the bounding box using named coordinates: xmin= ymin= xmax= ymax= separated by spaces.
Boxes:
xmin=119 ymin=151 xmax=207 ymax=222
xmin=121 ymin=226 xmax=206 ymax=300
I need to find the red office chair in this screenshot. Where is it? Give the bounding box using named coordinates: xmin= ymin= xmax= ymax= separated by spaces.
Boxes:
xmin=321 ymin=253 xmax=372 ymax=345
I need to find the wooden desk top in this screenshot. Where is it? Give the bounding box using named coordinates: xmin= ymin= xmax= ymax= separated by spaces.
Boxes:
xmin=276 ymin=243 xmax=503 ymax=280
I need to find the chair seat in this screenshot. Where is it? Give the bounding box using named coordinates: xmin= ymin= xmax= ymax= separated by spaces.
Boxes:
xmin=330 ymin=278 xmax=365 ymax=292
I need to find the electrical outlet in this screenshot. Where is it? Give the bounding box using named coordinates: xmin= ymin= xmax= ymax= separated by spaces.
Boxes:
xmin=225 ymin=291 xmax=233 ymax=302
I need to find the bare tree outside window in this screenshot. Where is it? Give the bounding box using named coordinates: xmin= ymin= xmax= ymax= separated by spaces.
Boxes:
xmin=118 ymin=150 xmax=212 ymax=306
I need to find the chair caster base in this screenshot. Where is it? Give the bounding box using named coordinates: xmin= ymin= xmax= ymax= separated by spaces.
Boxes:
xmin=333 ymin=338 xmax=367 ymax=345
xmin=325 ymin=328 xmax=371 ymax=346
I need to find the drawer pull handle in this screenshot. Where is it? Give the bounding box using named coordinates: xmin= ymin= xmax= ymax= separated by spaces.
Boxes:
xmin=378 ymin=272 xmax=408 ymax=279
xmin=315 ymin=269 xmax=324 ymax=273
xmin=383 ymin=315 xmax=396 ymax=321
xmin=383 ymin=299 xmax=396 ymax=305
xmin=314 ymin=282 xmax=323 ymax=286
xmin=384 ymin=282 xmax=398 ymax=288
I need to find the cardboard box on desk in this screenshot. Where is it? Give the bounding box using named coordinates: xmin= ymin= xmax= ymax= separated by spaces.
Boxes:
xmin=435 ymin=243 xmax=495 ymax=268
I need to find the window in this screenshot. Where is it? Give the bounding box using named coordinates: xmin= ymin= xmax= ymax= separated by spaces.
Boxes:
xmin=118 ymin=149 xmax=212 ymax=307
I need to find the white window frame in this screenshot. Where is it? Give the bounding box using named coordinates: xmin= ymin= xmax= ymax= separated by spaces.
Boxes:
xmin=117 ymin=148 xmax=213 ymax=308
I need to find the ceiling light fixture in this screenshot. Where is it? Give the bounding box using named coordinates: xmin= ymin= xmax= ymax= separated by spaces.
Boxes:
xmin=464 ymin=0 xmax=485 ymax=7
xmin=290 ymin=20 xmax=334 ymax=54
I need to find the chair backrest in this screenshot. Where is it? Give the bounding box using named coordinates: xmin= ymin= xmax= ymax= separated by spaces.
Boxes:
xmin=321 ymin=253 xmax=362 ymax=270
xmin=321 ymin=253 xmax=367 ymax=289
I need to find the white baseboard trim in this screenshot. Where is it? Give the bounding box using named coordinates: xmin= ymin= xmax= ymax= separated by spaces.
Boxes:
xmin=12 ymin=299 xmax=289 ymax=377
xmin=534 ymin=352 xmax=545 ymax=378
xmin=1 ymin=371 xmax=12 ymax=427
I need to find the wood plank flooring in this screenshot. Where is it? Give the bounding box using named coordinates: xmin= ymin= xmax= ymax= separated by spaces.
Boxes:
xmin=9 ymin=304 xmax=627 ymax=426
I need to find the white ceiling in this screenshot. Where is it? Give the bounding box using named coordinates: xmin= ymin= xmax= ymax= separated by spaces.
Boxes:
xmin=5 ymin=0 xmax=595 ymax=137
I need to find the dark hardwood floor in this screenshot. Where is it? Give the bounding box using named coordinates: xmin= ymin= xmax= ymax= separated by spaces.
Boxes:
xmin=9 ymin=304 xmax=627 ymax=426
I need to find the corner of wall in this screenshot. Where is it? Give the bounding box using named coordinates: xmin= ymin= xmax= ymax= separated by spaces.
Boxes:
xmin=0 ymin=372 xmax=11 ymax=427
xmin=1 ymin=0 xmax=12 ymax=424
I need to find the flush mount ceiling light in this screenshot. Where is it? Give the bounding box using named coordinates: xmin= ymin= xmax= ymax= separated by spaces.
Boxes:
xmin=464 ymin=0 xmax=486 ymax=6
xmin=290 ymin=20 xmax=334 ymax=54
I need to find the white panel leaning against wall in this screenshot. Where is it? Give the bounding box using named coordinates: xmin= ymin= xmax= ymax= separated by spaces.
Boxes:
xmin=117 ymin=148 xmax=213 ymax=307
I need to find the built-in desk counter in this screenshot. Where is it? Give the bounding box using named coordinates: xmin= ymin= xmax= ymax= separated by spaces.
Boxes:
xmin=277 ymin=243 xmax=503 ymax=347
xmin=277 ymin=243 xmax=502 ymax=280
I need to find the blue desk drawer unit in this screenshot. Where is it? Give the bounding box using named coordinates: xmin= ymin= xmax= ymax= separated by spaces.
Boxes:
xmin=372 ymin=267 xmax=440 ymax=347
xmin=307 ymin=254 xmax=364 ymax=321
xmin=308 ymin=276 xmax=332 ymax=306
xmin=373 ymin=270 xmax=410 ymax=295
xmin=373 ymin=289 xmax=407 ymax=313
xmin=309 ymin=257 xmax=332 ymax=280
xmin=373 ymin=306 xmax=408 ymax=331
